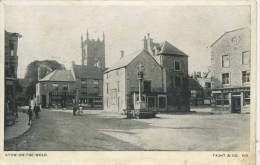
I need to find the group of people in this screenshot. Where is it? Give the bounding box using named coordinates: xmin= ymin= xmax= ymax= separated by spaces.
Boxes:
xmin=73 ymin=104 xmax=83 ymax=116
xmin=27 ymin=104 xmax=41 ymax=125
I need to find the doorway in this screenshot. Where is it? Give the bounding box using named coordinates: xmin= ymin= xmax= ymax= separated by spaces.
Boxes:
xmin=42 ymin=95 xmax=46 ymax=108
xmin=158 ymin=95 xmax=167 ymax=111
xmin=232 ymin=96 xmax=241 ymax=113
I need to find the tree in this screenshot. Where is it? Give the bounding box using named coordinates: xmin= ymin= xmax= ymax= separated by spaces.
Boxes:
xmin=25 ymin=60 xmax=65 ymax=97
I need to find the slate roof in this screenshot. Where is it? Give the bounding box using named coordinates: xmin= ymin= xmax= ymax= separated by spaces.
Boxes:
xmin=188 ymin=78 xmax=203 ymax=90
xmin=104 ymin=50 xmax=145 ymax=73
xmin=156 ymin=41 xmax=188 ymax=56
xmin=39 ymin=70 xmax=75 ymax=82
xmin=72 ymin=65 xmax=103 ymax=79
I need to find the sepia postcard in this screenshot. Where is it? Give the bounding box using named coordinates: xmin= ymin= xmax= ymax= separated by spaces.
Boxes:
xmin=0 ymin=0 xmax=257 ymax=165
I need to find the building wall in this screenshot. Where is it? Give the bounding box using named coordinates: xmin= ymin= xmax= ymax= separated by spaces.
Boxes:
xmin=211 ymin=29 xmax=250 ymax=89
xmin=126 ymin=51 xmax=164 ymax=109
xmin=103 ymin=51 xmax=164 ymax=113
xmin=162 ymin=55 xmax=190 ymax=111
xmin=103 ymin=67 xmax=126 ymax=112
xmin=36 ymin=81 xmax=76 ymax=108
xmin=211 ymin=28 xmax=250 ymax=113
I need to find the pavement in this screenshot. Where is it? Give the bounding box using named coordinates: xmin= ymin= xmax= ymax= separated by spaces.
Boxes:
xmin=4 ymin=111 xmax=31 ymax=141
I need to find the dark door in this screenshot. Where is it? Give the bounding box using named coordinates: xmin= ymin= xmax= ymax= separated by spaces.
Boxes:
xmin=144 ymin=81 xmax=151 ymax=93
xmin=42 ymin=95 xmax=46 ymax=108
xmin=232 ymin=97 xmax=241 ymax=113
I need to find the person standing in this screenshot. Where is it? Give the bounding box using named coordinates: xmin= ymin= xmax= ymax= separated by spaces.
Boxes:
xmin=28 ymin=106 xmax=33 ymax=125
xmin=78 ymin=104 xmax=82 ymax=116
xmin=33 ymin=104 xmax=40 ymax=119
xmin=73 ymin=105 xmax=77 ymax=116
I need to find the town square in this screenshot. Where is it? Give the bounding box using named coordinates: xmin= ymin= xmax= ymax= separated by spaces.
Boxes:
xmin=3 ymin=3 xmax=253 ymax=154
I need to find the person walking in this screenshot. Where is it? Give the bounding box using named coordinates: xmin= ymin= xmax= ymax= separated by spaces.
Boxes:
xmin=73 ymin=105 xmax=77 ymax=116
xmin=27 ymin=106 xmax=33 ymax=125
xmin=34 ymin=104 xmax=40 ymax=119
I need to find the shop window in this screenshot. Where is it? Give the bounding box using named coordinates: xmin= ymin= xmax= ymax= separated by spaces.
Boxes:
xmin=223 ymin=93 xmax=229 ymax=105
xmin=175 ymin=76 xmax=182 ymax=88
xmin=222 ymin=55 xmax=230 ymax=67
xmin=242 ymin=71 xmax=250 ymax=84
xmin=93 ymin=79 xmax=99 ymax=85
xmin=216 ymin=94 xmax=222 ymax=106
xmin=174 ymin=61 xmax=180 ymax=71
xmin=222 ymin=73 xmax=230 ymax=85
xmin=94 ymin=98 xmax=103 ymax=106
xmin=242 ymin=51 xmax=250 ymax=65
xmin=53 ymin=83 xmax=58 ymax=90
xmin=42 ymin=83 xmax=46 ymax=90
xmin=244 ymin=92 xmax=250 ymax=106
xmin=82 ymin=86 xmax=87 ymax=94
xmin=62 ymin=84 xmax=68 ymax=91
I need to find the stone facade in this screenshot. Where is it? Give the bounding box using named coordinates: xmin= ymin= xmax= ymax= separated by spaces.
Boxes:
xmin=71 ymin=64 xmax=103 ymax=109
xmin=81 ymin=31 xmax=105 ymax=70
xmin=5 ymin=31 xmax=21 ymax=126
xmin=210 ymin=28 xmax=250 ymax=113
xmin=103 ymin=50 xmax=166 ymax=113
xmin=144 ymin=34 xmax=190 ymax=111
xmin=36 ymin=70 xmax=76 ymax=109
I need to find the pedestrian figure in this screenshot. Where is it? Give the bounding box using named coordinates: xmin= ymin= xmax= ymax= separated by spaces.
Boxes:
xmin=33 ymin=104 xmax=40 ymax=119
xmin=27 ymin=106 xmax=33 ymax=125
xmin=78 ymin=104 xmax=82 ymax=116
xmin=73 ymin=106 xmax=77 ymax=116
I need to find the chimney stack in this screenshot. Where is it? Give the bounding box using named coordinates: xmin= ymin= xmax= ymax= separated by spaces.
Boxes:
xmin=143 ymin=36 xmax=147 ymax=50
xmin=120 ymin=51 xmax=124 ymax=59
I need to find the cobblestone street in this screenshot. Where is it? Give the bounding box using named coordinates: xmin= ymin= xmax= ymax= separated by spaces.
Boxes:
xmin=4 ymin=108 xmax=250 ymax=151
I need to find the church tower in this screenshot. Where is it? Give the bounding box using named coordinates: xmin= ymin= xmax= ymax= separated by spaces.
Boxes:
xmin=81 ymin=30 xmax=105 ymax=69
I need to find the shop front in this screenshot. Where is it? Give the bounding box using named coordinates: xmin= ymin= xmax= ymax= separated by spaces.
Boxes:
xmin=49 ymin=92 xmax=76 ymax=109
xmin=79 ymin=97 xmax=103 ymax=109
xmin=211 ymin=87 xmax=250 ymax=113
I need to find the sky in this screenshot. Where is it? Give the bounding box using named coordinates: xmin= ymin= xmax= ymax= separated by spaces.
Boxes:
xmin=4 ymin=4 xmax=250 ymax=78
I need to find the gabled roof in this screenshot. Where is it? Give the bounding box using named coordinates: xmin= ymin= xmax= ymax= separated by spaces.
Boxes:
xmin=72 ymin=65 xmax=103 ymax=79
xmin=39 ymin=70 xmax=75 ymax=82
xmin=188 ymin=78 xmax=203 ymax=90
xmin=210 ymin=28 xmax=248 ymax=47
xmin=104 ymin=50 xmax=144 ymax=73
xmin=157 ymin=41 xmax=188 ymax=56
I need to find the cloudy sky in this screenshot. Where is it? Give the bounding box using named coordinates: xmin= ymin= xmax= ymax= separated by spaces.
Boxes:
xmin=5 ymin=4 xmax=250 ymax=78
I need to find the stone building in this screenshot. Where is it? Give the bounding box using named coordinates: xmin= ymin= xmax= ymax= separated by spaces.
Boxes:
xmin=188 ymin=78 xmax=204 ymax=106
xmin=5 ymin=30 xmax=22 ymax=126
xmin=210 ymin=28 xmax=250 ymax=113
xmin=103 ymin=50 xmax=166 ymax=113
xmin=71 ymin=63 xmax=103 ymax=109
xmin=143 ymin=33 xmax=190 ymax=111
xmin=81 ymin=30 xmax=105 ymax=70
xmin=36 ymin=70 xmax=76 ymax=109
